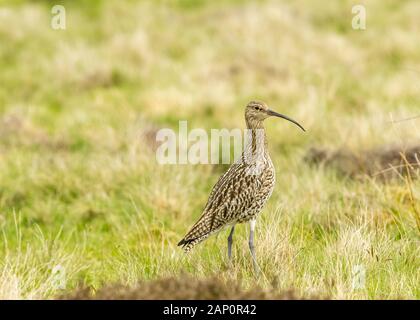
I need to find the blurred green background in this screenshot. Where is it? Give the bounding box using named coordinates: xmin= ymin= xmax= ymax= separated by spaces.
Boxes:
xmin=0 ymin=0 xmax=419 ymax=299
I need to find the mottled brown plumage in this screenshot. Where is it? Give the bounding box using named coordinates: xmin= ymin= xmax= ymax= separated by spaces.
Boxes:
xmin=178 ymin=101 xmax=305 ymax=271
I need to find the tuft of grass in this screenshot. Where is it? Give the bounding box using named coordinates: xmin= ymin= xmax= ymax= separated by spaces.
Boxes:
xmin=0 ymin=0 xmax=419 ymax=299
xmin=59 ymin=275 xmax=321 ymax=300
xmin=304 ymin=144 xmax=420 ymax=180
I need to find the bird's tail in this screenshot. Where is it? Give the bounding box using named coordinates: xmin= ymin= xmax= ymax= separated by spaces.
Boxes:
xmin=177 ymin=220 xmax=217 ymax=252
xmin=177 ymin=232 xmax=212 ymax=252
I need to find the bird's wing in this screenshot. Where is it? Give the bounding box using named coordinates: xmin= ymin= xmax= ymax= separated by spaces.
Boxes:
xmin=179 ymin=163 xmax=261 ymax=246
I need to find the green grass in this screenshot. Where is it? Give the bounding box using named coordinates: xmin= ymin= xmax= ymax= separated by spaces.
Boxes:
xmin=0 ymin=0 xmax=419 ymax=299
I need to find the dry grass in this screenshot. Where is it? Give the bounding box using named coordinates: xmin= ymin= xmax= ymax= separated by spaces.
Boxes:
xmin=305 ymin=144 xmax=420 ymax=179
xmin=60 ymin=275 xmax=319 ymax=300
xmin=0 ymin=0 xmax=419 ymax=299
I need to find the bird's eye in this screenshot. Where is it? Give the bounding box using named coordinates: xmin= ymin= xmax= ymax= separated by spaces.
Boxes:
xmin=255 ymin=106 xmax=261 ymax=111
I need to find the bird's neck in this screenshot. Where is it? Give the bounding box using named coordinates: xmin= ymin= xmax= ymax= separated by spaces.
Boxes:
xmin=245 ymin=118 xmax=268 ymax=155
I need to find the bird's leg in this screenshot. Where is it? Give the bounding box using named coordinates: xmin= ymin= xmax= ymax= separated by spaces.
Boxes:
xmin=227 ymin=225 xmax=235 ymax=261
xmin=249 ymin=219 xmax=259 ymax=274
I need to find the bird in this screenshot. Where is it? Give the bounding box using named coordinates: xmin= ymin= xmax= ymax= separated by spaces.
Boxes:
xmin=178 ymin=101 xmax=305 ymax=272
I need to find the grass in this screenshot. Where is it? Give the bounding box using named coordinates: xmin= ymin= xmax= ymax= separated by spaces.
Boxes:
xmin=61 ymin=275 xmax=316 ymax=299
xmin=0 ymin=0 xmax=419 ymax=299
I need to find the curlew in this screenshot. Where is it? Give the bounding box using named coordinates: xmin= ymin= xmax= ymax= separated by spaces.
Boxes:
xmin=178 ymin=101 xmax=305 ymax=272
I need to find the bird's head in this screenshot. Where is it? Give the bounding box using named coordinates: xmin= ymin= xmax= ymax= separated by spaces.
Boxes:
xmin=245 ymin=101 xmax=305 ymax=131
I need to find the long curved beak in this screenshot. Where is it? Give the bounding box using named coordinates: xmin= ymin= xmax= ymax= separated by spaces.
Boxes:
xmin=267 ymin=109 xmax=306 ymax=132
